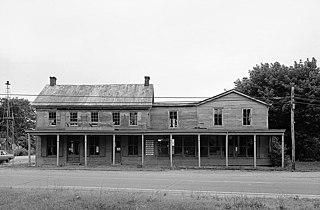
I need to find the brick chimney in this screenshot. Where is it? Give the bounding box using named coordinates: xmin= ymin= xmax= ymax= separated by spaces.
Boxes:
xmin=144 ymin=76 xmax=150 ymax=86
xmin=50 ymin=76 xmax=57 ymax=86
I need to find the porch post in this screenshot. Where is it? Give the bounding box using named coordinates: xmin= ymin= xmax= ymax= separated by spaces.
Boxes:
xmin=141 ymin=134 xmax=144 ymax=166
xmin=84 ymin=134 xmax=87 ymax=167
xmin=56 ymin=134 xmax=60 ymax=167
xmin=281 ymin=134 xmax=285 ymax=168
xmin=112 ymin=134 xmax=116 ymax=165
xmin=253 ymin=134 xmax=257 ymax=168
xmin=170 ymin=134 xmax=173 ymax=168
xmin=198 ymin=134 xmax=201 ymax=167
xmin=225 ymin=133 xmax=228 ymax=167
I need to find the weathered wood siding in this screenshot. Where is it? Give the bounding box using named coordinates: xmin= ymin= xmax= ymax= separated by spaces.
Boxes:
xmin=150 ymin=107 xmax=198 ymax=129
xmin=36 ymin=109 xmax=150 ymax=130
xmin=197 ymin=93 xmax=268 ymax=129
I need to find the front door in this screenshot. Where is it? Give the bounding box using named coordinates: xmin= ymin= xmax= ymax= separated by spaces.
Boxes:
xmin=115 ymin=139 xmax=121 ymax=164
xmin=67 ymin=138 xmax=80 ymax=163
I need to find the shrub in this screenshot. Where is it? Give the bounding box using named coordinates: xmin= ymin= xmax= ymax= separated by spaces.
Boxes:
xmin=270 ymin=137 xmax=290 ymax=167
xmin=14 ymin=148 xmax=28 ymax=156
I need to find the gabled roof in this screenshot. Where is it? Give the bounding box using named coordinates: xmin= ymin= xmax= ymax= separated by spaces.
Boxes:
xmin=32 ymin=84 xmax=154 ymax=108
xmin=197 ymin=89 xmax=270 ymax=106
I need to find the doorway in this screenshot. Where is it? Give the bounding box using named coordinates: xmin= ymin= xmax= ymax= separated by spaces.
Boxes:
xmin=115 ymin=139 xmax=121 ymax=164
xmin=67 ymin=137 xmax=80 ymax=163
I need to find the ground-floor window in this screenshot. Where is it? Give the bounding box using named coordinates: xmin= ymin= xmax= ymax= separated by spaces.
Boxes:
xmin=47 ymin=136 xmax=57 ymax=156
xmin=157 ymin=137 xmax=169 ymax=156
xmin=128 ymin=136 xmax=139 ymax=155
xmin=228 ymin=135 xmax=253 ymax=157
xmin=88 ymin=136 xmax=100 ymax=156
xmin=200 ymin=135 xmax=225 ymax=158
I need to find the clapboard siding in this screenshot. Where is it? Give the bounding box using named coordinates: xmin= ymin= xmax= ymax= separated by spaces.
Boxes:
xmin=150 ymin=107 xmax=198 ymax=129
xmin=197 ymin=93 xmax=268 ymax=129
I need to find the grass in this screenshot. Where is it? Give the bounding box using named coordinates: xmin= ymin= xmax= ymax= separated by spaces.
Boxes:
xmin=0 ymin=188 xmax=319 ymax=210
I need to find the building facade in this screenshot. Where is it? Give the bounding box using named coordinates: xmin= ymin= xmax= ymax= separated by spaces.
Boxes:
xmin=29 ymin=76 xmax=285 ymax=168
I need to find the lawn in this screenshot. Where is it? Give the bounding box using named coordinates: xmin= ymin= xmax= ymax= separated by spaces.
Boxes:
xmin=0 ymin=188 xmax=319 ymax=210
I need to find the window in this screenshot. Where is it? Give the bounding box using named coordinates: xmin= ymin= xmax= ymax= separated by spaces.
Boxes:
xmin=130 ymin=112 xmax=138 ymax=126
xmin=243 ymin=108 xmax=251 ymax=126
xmin=49 ymin=112 xmax=56 ymax=126
xmin=200 ymin=136 xmax=225 ymax=157
xmin=47 ymin=136 xmax=57 ymax=156
xmin=169 ymin=111 xmax=178 ymax=128
xmin=184 ymin=137 xmax=196 ymax=157
xmin=91 ymin=112 xmax=99 ymax=126
xmin=128 ymin=136 xmax=139 ymax=155
xmin=70 ymin=112 xmax=78 ymax=126
xmin=88 ymin=136 xmax=99 ymax=156
xmin=113 ymin=112 xmax=120 ymax=126
xmin=157 ymin=138 xmax=169 ymax=156
xmin=214 ymin=108 xmax=222 ymax=126
xmin=237 ymin=136 xmax=254 ymax=157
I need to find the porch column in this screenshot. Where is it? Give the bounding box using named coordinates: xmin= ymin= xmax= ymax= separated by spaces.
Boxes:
xmin=84 ymin=134 xmax=87 ymax=167
xmin=141 ymin=134 xmax=144 ymax=166
xmin=170 ymin=134 xmax=173 ymax=168
xmin=281 ymin=134 xmax=285 ymax=168
xmin=225 ymin=133 xmax=228 ymax=167
xmin=56 ymin=134 xmax=60 ymax=167
xmin=112 ymin=134 xmax=116 ymax=165
xmin=253 ymin=134 xmax=257 ymax=168
xmin=198 ymin=134 xmax=201 ymax=167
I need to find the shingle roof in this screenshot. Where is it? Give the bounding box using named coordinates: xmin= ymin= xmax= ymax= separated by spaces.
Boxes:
xmin=32 ymin=84 xmax=154 ymax=108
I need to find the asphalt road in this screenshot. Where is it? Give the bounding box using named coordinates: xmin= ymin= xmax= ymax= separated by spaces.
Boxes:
xmin=0 ymin=168 xmax=319 ymax=198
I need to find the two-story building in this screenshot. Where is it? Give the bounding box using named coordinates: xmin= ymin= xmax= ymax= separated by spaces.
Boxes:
xmin=28 ymin=76 xmax=285 ymax=168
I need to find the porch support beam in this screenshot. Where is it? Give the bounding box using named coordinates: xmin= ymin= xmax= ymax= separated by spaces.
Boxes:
xmin=28 ymin=133 xmax=31 ymax=167
xmin=198 ymin=134 xmax=201 ymax=167
xmin=112 ymin=134 xmax=116 ymax=165
xmin=254 ymin=134 xmax=257 ymax=168
xmin=281 ymin=134 xmax=285 ymax=168
xmin=56 ymin=134 xmax=60 ymax=167
xmin=141 ymin=134 xmax=144 ymax=167
xmin=170 ymin=134 xmax=173 ymax=169
xmin=225 ymin=133 xmax=228 ymax=167
xmin=84 ymin=134 xmax=87 ymax=167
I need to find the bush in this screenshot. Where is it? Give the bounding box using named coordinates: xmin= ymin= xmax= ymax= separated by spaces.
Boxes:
xmin=270 ymin=137 xmax=290 ymax=167
xmin=14 ymin=148 xmax=28 ymax=156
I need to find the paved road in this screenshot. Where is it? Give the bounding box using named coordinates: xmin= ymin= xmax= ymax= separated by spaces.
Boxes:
xmin=0 ymin=168 xmax=319 ymax=198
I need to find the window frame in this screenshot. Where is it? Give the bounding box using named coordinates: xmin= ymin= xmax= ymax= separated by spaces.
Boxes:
xmin=88 ymin=136 xmax=100 ymax=156
xmin=112 ymin=112 xmax=120 ymax=126
xmin=48 ymin=111 xmax=57 ymax=126
xmin=129 ymin=112 xmax=138 ymax=126
xmin=128 ymin=136 xmax=139 ymax=156
xmin=91 ymin=112 xmax=99 ymax=126
xmin=213 ymin=108 xmax=223 ymax=126
xmin=69 ymin=112 xmax=78 ymax=126
xmin=47 ymin=136 xmax=57 ymax=156
xmin=169 ymin=111 xmax=178 ymax=128
xmin=242 ymin=108 xmax=252 ymax=126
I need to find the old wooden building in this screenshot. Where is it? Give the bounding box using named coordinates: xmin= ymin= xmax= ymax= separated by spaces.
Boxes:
xmin=29 ymin=76 xmax=285 ymax=168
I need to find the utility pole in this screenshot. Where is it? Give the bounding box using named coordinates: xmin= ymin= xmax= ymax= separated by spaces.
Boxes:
xmin=5 ymin=81 xmax=11 ymax=152
xmin=291 ymin=86 xmax=295 ymax=171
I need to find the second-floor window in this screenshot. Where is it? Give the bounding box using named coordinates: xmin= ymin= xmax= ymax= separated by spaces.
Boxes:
xmin=70 ymin=112 xmax=78 ymax=126
xmin=49 ymin=112 xmax=56 ymax=126
xmin=130 ymin=112 xmax=138 ymax=126
xmin=113 ymin=112 xmax=120 ymax=126
xmin=91 ymin=112 xmax=99 ymax=126
xmin=213 ymin=108 xmax=222 ymax=126
xmin=169 ymin=111 xmax=178 ymax=128
xmin=243 ymin=108 xmax=252 ymax=126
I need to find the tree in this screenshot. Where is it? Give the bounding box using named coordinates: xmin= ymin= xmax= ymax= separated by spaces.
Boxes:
xmin=0 ymin=98 xmax=36 ymax=150
xmin=234 ymin=57 xmax=320 ymax=161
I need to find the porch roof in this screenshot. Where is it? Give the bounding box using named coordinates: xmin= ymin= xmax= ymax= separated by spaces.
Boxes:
xmin=26 ymin=128 xmax=285 ymax=136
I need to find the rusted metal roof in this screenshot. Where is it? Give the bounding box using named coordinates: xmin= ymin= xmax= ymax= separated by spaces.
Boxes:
xmin=32 ymin=84 xmax=154 ymax=108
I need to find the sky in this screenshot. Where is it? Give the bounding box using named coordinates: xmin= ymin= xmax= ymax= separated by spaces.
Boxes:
xmin=0 ymin=0 xmax=319 ymax=102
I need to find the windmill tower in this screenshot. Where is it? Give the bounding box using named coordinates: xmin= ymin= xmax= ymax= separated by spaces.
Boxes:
xmin=4 ymin=81 xmax=14 ymax=152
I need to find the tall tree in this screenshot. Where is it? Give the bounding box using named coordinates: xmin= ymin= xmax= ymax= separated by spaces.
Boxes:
xmin=235 ymin=58 xmax=320 ymax=161
xmin=0 ymin=98 xmax=36 ymax=149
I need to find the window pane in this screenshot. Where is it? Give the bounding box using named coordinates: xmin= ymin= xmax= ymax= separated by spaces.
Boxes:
xmin=169 ymin=111 xmax=178 ymax=128
xmin=130 ymin=112 xmax=138 ymax=125
xmin=113 ymin=112 xmax=120 ymax=126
